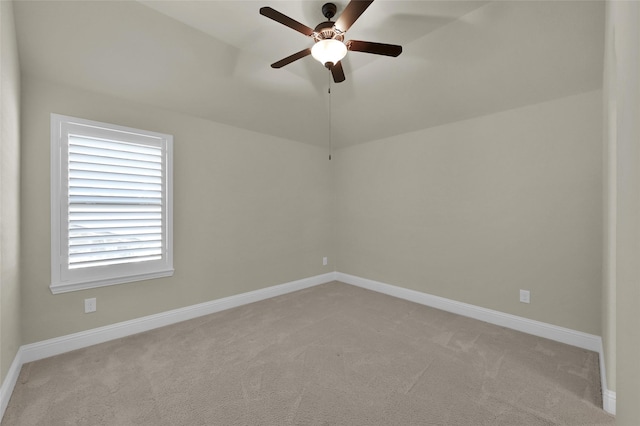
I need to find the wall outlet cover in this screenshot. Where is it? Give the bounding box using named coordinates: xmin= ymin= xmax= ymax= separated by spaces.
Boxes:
xmin=84 ymin=298 xmax=97 ymax=313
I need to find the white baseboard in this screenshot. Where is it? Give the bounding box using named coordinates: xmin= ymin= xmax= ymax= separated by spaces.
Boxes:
xmin=336 ymin=272 xmax=616 ymax=415
xmin=598 ymin=345 xmax=616 ymax=415
xmin=0 ymin=272 xmax=335 ymax=420
xmin=20 ymin=272 xmax=335 ymax=364
xmin=602 ymin=389 xmax=616 ymax=416
xmin=603 ymin=389 xmax=616 ymax=415
xmin=0 ymin=351 xmax=23 ymax=420
xmin=337 ymin=272 xmax=600 ymax=350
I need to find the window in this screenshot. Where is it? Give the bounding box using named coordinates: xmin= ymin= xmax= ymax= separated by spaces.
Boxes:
xmin=51 ymin=114 xmax=173 ymax=294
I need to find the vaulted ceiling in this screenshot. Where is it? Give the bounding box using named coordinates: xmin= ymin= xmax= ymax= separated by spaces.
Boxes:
xmin=13 ymin=0 xmax=604 ymax=148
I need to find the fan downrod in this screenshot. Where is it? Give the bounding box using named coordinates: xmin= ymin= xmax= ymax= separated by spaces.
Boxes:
xmin=322 ymin=3 xmax=337 ymax=20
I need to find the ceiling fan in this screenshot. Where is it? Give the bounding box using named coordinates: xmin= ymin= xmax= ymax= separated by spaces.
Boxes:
xmin=259 ymin=1 xmax=402 ymax=83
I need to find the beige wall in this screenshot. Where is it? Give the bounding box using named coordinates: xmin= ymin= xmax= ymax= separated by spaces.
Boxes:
xmin=602 ymin=0 xmax=617 ymax=394
xmin=335 ymin=90 xmax=603 ymax=335
xmin=608 ymin=1 xmax=640 ymax=423
xmin=20 ymin=76 xmax=333 ymax=344
xmin=0 ymin=0 xmax=22 ymax=381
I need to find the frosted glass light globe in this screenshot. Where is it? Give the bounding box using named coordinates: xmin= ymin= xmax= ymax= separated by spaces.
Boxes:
xmin=311 ymin=39 xmax=347 ymax=66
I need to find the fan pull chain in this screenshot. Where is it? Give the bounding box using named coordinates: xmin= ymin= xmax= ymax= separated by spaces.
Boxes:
xmin=328 ymin=71 xmax=332 ymax=161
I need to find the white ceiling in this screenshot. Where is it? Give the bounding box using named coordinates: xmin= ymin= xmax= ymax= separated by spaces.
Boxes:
xmin=12 ymin=0 xmax=604 ymax=148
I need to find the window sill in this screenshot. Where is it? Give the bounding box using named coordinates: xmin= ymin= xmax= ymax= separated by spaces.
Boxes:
xmin=50 ymin=268 xmax=175 ymax=294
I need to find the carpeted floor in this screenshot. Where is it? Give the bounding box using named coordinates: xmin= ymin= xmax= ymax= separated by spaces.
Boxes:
xmin=3 ymin=281 xmax=615 ymax=425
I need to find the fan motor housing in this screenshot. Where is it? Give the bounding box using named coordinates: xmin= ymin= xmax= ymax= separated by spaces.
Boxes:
xmin=313 ymin=21 xmax=344 ymax=42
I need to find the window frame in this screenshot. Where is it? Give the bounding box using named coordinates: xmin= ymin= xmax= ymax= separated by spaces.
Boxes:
xmin=50 ymin=114 xmax=174 ymax=294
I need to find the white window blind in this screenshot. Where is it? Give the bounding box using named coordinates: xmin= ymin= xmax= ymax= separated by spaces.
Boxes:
xmin=68 ymin=136 xmax=164 ymax=269
xmin=51 ymin=114 xmax=173 ymax=294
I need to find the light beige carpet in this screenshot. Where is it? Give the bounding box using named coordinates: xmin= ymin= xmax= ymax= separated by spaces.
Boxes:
xmin=3 ymin=281 xmax=614 ymax=425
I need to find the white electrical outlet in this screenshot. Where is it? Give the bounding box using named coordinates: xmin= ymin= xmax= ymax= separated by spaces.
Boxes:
xmin=519 ymin=290 xmax=530 ymax=304
xmin=84 ymin=298 xmax=97 ymax=313
xmin=323 ymin=257 xmax=328 ymax=266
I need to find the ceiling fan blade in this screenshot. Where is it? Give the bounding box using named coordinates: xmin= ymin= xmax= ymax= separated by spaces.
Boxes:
xmin=331 ymin=61 xmax=346 ymax=83
xmin=271 ymin=48 xmax=312 ymax=68
xmin=346 ymin=40 xmax=402 ymax=57
xmin=335 ymin=0 xmax=374 ymax=33
xmin=260 ymin=7 xmax=314 ymax=37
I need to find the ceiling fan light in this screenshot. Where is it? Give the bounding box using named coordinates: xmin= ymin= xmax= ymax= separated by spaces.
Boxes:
xmin=311 ymin=39 xmax=347 ymax=67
